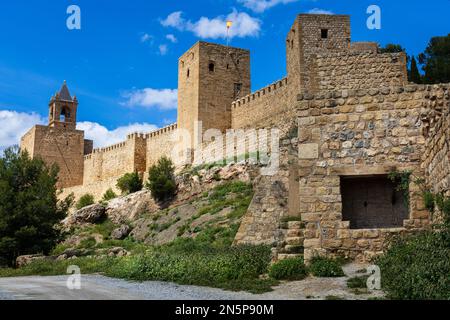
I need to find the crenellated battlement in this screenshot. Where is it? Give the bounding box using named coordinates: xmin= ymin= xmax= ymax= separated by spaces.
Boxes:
xmin=144 ymin=123 xmax=177 ymax=139
xmin=232 ymin=78 xmax=288 ymax=109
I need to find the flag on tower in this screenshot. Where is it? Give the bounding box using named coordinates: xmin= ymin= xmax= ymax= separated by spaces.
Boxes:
xmin=226 ymin=21 xmax=233 ymax=29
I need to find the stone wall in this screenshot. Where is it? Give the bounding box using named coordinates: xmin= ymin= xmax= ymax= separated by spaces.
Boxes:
xmin=20 ymin=125 xmax=85 ymax=188
xmin=422 ymin=85 xmax=450 ymax=195
xmin=145 ymin=124 xmax=177 ymax=172
xmin=315 ymin=52 xmax=408 ymax=92
xmin=60 ymin=176 xmax=122 ymax=203
xmin=83 ymin=141 xmax=134 ymax=185
xmin=231 ymin=78 xmax=291 ymax=129
xmin=295 ymin=85 xmax=450 ymax=262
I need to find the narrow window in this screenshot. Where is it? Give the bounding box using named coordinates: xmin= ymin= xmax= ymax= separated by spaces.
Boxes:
xmin=234 ymin=83 xmax=243 ymax=99
xmin=209 ymin=62 xmax=215 ymax=72
xmin=187 ymin=69 xmax=190 ymax=78
xmin=321 ymin=29 xmax=329 ymax=39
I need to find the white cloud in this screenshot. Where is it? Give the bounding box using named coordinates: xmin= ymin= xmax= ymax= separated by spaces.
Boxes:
xmin=307 ymin=8 xmax=334 ymax=15
xmin=159 ymin=44 xmax=169 ymax=55
xmin=166 ymin=34 xmax=178 ymax=43
xmin=161 ymin=10 xmax=261 ymax=39
xmin=77 ymin=122 xmax=158 ymax=149
xmin=0 ymin=109 xmax=159 ymax=152
xmin=121 ymin=88 xmax=178 ymax=110
xmin=238 ymin=0 xmax=299 ymax=13
xmin=160 ymin=11 xmax=185 ymax=30
xmin=0 ymin=110 xmax=45 ymax=151
xmin=140 ymin=33 xmax=153 ymax=43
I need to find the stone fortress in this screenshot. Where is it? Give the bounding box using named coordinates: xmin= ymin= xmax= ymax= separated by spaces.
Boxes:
xmin=21 ymin=13 xmax=450 ymax=262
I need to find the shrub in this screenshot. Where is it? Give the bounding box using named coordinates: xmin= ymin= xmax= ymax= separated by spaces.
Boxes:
xmin=76 ymin=194 xmax=95 ymax=210
xmin=106 ymin=245 xmax=273 ymax=293
xmin=102 ymin=188 xmax=117 ymax=202
xmin=309 ymin=256 xmax=345 ymax=277
xmin=117 ymin=172 xmax=143 ymax=195
xmin=269 ymin=258 xmax=307 ymax=280
xmin=0 ymin=147 xmax=71 ymax=266
xmin=146 ymin=156 xmax=177 ymax=202
xmin=377 ymin=230 xmax=450 ymax=300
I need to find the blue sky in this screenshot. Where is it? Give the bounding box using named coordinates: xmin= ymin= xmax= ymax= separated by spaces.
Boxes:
xmin=0 ymin=0 xmax=448 ymax=149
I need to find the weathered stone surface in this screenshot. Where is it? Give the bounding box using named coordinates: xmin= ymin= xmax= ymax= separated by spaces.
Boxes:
xmin=106 ymin=190 xmax=158 ymax=224
xmin=16 ymin=255 xmax=54 ymax=268
xmin=299 ymin=143 xmax=319 ymax=159
xmin=67 ymin=204 xmax=106 ymax=225
xmin=111 ymin=225 xmax=131 ymax=240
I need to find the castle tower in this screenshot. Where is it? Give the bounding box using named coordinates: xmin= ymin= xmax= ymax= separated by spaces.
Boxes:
xmin=48 ymin=81 xmax=78 ymax=130
xmin=20 ymin=81 xmax=92 ymax=188
xmin=286 ymin=14 xmax=351 ymax=94
xmin=177 ymin=41 xmax=251 ymax=146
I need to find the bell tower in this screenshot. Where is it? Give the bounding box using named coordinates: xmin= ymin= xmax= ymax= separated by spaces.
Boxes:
xmin=48 ymin=81 xmax=78 ymax=130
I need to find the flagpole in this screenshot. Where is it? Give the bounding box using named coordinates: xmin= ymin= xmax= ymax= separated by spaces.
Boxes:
xmin=226 ymin=21 xmax=232 ymax=47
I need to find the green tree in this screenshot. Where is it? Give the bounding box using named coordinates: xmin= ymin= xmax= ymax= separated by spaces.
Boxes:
xmin=379 ymin=43 xmax=405 ymax=54
xmin=116 ymin=172 xmax=143 ymax=195
xmin=419 ymin=34 xmax=450 ymax=84
xmin=0 ymin=147 xmax=72 ymax=266
xmin=408 ymin=56 xmax=422 ymax=84
xmin=146 ymin=156 xmax=177 ymax=202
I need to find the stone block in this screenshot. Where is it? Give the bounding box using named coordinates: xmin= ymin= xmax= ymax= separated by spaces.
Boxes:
xmin=299 ymin=143 xmax=319 ymax=159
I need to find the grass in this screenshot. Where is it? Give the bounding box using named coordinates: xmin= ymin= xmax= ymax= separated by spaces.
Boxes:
xmin=0 ymin=257 xmax=115 ymax=278
xmin=177 ymin=181 xmax=253 ymax=238
xmin=105 ymin=244 xmax=274 ymax=293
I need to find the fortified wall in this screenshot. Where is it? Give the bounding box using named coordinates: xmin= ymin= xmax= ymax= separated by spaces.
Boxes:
xmin=20 ymin=13 xmax=450 ymax=263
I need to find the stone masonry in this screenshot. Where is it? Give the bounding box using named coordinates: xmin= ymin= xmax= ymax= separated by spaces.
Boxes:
xmin=20 ymin=13 xmax=450 ymax=263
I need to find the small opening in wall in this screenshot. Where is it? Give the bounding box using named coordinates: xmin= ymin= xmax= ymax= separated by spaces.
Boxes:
xmin=236 ymin=59 xmax=240 ymax=65
xmin=226 ymin=64 xmax=230 ymax=69
xmin=209 ymin=62 xmax=215 ymax=72
xmin=60 ymin=107 xmax=70 ymax=122
xmin=234 ymin=83 xmax=242 ymax=99
xmin=321 ymin=29 xmax=329 ymax=39
xmin=187 ymin=69 xmax=190 ymax=78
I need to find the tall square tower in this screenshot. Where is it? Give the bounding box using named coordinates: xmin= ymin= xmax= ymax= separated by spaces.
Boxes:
xmin=177 ymin=42 xmax=251 ymax=144
xmin=286 ymin=14 xmax=351 ymax=93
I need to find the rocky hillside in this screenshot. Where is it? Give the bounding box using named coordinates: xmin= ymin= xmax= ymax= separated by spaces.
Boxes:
xmin=46 ymin=163 xmax=260 ymax=261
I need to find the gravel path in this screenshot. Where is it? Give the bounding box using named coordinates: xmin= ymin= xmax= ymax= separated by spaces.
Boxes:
xmin=0 ymin=264 xmax=385 ymax=300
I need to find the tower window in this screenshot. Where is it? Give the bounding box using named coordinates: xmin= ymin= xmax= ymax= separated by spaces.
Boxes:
xmin=60 ymin=107 xmax=70 ymax=122
xmin=234 ymin=83 xmax=243 ymax=99
xmin=321 ymin=29 xmax=329 ymax=39
xmin=187 ymin=69 xmax=190 ymax=78
xmin=209 ymin=62 xmax=215 ymax=72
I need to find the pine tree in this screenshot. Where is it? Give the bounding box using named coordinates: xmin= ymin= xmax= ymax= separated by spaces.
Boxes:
xmin=0 ymin=147 xmax=72 ymax=266
xmin=408 ymin=56 xmax=422 ymax=84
